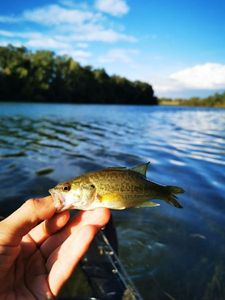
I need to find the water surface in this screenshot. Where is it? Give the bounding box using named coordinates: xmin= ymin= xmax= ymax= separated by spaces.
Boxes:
xmin=0 ymin=103 xmax=225 ymax=299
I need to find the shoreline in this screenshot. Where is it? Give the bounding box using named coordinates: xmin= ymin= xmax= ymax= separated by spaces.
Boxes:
xmin=159 ymin=100 xmax=225 ymax=108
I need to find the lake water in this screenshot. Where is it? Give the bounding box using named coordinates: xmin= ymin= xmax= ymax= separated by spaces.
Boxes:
xmin=0 ymin=103 xmax=225 ymax=299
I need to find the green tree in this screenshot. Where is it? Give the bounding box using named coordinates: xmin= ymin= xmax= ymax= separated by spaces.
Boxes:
xmin=0 ymin=45 xmax=158 ymax=105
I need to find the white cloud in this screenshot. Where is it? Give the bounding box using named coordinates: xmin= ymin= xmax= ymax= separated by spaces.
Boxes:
xmin=0 ymin=30 xmax=48 ymax=40
xmin=77 ymin=43 xmax=89 ymax=49
xmin=0 ymin=40 xmax=23 ymax=47
xmin=0 ymin=2 xmax=135 ymax=47
xmin=0 ymin=15 xmax=20 ymax=23
xmin=58 ymin=49 xmax=92 ymax=64
xmin=59 ymin=49 xmax=91 ymax=59
xmin=0 ymin=30 xmax=15 ymax=37
xmin=65 ymin=26 xmax=136 ymax=43
xmin=150 ymin=63 xmax=225 ymax=97
xmin=0 ymin=1 xmax=137 ymax=68
xmin=95 ymin=0 xmax=129 ymax=16
xmin=26 ymin=38 xmax=70 ymax=50
xmin=23 ymin=4 xmax=96 ymax=26
xmin=153 ymin=80 xmax=182 ymax=95
xmin=170 ymin=63 xmax=225 ymax=89
xmin=99 ymin=48 xmax=139 ymax=64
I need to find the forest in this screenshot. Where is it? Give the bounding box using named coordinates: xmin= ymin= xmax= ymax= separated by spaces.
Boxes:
xmin=0 ymin=45 xmax=157 ymax=105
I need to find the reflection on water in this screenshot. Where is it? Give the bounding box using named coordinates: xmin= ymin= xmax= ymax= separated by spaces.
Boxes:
xmin=0 ymin=104 xmax=225 ymax=299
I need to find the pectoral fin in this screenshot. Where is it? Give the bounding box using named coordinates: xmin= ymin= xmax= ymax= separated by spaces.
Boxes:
xmin=135 ymin=201 xmax=160 ymax=208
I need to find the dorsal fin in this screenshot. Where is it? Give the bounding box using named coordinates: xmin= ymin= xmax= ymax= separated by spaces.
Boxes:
xmin=131 ymin=162 xmax=150 ymax=177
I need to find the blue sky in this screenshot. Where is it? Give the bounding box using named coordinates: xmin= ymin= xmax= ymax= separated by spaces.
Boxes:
xmin=0 ymin=0 xmax=225 ymax=98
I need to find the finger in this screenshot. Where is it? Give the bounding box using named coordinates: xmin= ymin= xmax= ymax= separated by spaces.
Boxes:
xmin=20 ymin=211 xmax=69 ymax=259
xmin=0 ymin=196 xmax=56 ymax=246
xmin=28 ymin=211 xmax=70 ymax=246
xmin=41 ymin=208 xmax=110 ymax=258
xmin=47 ymin=225 xmax=97 ymax=296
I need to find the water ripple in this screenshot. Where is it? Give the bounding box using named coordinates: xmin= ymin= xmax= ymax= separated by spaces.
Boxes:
xmin=0 ymin=104 xmax=225 ymax=300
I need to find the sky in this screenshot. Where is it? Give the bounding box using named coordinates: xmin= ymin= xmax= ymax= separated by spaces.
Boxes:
xmin=0 ymin=0 xmax=225 ymax=98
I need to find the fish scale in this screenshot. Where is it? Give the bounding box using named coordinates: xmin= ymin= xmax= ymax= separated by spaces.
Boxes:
xmin=90 ymin=170 xmax=150 ymax=191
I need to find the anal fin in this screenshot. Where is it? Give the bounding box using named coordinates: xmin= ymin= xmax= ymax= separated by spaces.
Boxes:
xmin=135 ymin=201 xmax=160 ymax=208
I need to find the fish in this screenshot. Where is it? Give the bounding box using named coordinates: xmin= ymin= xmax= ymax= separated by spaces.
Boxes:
xmin=49 ymin=162 xmax=184 ymax=212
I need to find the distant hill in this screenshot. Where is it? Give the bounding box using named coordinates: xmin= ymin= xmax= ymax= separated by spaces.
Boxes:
xmin=0 ymin=45 xmax=158 ymax=105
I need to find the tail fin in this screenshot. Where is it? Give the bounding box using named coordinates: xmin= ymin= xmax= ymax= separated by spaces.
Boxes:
xmin=163 ymin=185 xmax=184 ymax=208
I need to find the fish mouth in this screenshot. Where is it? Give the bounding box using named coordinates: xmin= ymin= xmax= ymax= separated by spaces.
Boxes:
xmin=49 ymin=188 xmax=65 ymax=211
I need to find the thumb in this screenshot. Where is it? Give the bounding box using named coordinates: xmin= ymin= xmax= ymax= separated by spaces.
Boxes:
xmin=0 ymin=196 xmax=56 ymax=246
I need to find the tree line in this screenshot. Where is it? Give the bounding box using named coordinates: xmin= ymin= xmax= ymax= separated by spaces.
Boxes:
xmin=0 ymin=45 xmax=157 ymax=105
xmin=159 ymin=93 xmax=225 ymax=108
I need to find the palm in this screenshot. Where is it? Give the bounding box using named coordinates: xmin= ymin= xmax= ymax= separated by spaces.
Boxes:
xmin=1 ymin=243 xmax=50 ymax=299
xmin=0 ymin=208 xmax=110 ymax=299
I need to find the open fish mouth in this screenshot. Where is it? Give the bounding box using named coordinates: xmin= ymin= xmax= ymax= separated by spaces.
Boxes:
xmin=49 ymin=188 xmax=65 ymax=211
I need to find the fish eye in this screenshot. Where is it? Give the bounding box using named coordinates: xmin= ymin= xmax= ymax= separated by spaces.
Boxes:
xmin=90 ymin=184 xmax=95 ymax=189
xmin=63 ymin=183 xmax=71 ymax=192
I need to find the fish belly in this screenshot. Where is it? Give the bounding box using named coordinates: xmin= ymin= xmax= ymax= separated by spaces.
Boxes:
xmin=98 ymin=192 xmax=151 ymax=209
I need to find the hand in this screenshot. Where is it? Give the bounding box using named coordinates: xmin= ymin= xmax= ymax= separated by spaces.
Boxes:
xmin=0 ymin=196 xmax=110 ymax=299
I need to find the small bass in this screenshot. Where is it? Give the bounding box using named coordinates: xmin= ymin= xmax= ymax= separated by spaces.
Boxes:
xmin=49 ymin=162 xmax=184 ymax=211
